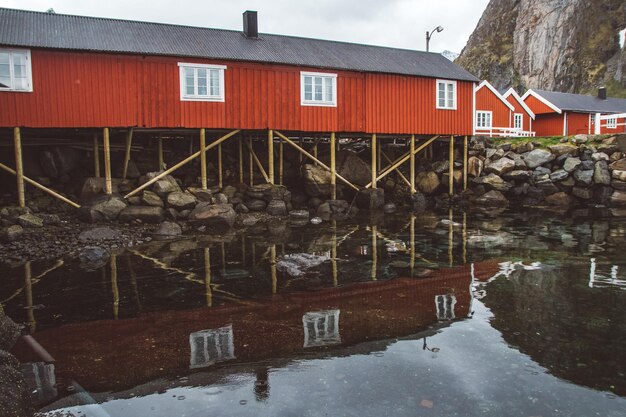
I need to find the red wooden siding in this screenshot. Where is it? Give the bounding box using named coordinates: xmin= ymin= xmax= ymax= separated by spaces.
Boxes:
xmin=566 ymin=112 xmax=590 ymax=135
xmin=364 ymin=74 xmax=473 ymax=135
xmin=533 ymin=113 xmax=564 ymax=136
xmin=0 ymin=49 xmax=474 ymax=135
xmin=600 ymin=117 xmax=626 ymax=134
xmin=505 ymin=96 xmax=532 ymax=132
xmin=475 ymin=87 xmax=511 ymax=130
xmin=524 ymin=95 xmax=557 ymax=115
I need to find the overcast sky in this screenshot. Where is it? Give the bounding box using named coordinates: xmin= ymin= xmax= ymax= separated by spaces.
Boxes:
xmin=0 ymin=0 xmax=489 ymax=53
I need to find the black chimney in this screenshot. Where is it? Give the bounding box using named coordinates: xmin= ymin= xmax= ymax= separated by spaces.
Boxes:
xmin=243 ymin=11 xmax=258 ymax=39
xmin=598 ymin=87 xmax=607 ymax=100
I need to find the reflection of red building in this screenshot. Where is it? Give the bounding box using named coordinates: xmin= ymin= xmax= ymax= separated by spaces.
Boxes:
xmin=15 ymin=264 xmax=473 ymax=393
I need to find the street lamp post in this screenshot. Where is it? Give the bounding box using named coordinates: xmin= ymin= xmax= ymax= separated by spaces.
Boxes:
xmin=426 ymin=25 xmax=444 ymax=52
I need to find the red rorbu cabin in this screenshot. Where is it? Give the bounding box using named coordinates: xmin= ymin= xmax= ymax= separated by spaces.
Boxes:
xmin=502 ymin=88 xmax=535 ymax=137
xmin=522 ymin=88 xmax=626 ymax=137
xmin=474 ymin=80 xmax=515 ymax=137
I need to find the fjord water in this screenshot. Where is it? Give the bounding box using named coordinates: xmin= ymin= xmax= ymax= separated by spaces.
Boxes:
xmin=2 ymin=210 xmax=626 ymax=417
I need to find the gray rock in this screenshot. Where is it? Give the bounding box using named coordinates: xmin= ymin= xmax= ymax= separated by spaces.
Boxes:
xmin=118 ymin=206 xmax=165 ymax=223
xmin=523 ymin=149 xmax=555 ymax=169
xmin=310 ymin=216 xmax=322 ymax=225
xmin=432 ymin=160 xmax=450 ymax=175
xmin=592 ymin=152 xmax=609 ymax=162
xmin=545 ymin=192 xmax=574 ymax=206
xmin=90 ymin=196 xmax=127 ymax=220
xmin=595 ymin=186 xmax=613 ymax=205
xmin=467 ymin=156 xmax=484 ymax=177
xmin=78 ymin=227 xmax=121 ymax=242
xmin=17 ymin=213 xmax=43 ymax=228
xmin=610 ymin=191 xmax=626 ymax=207
xmin=572 ymin=134 xmax=589 ymax=144
xmin=573 ymin=169 xmax=594 ymax=186
xmin=214 ymin=193 xmax=229 ymax=204
xmin=155 ymin=221 xmax=182 ymax=236
xmin=548 ymin=144 xmax=577 ymax=157
xmin=166 ymin=191 xmax=197 ymax=210
xmin=609 ymin=159 xmax=626 ymax=171
xmin=150 ymin=174 xmax=181 ymax=197
xmin=563 ymin=157 xmax=582 ymax=173
xmin=485 ymin=157 xmax=515 ymax=176
xmin=549 ymin=169 xmax=569 ymax=182
xmin=581 ymin=160 xmax=595 ymax=170
xmin=247 ymin=199 xmax=267 ymax=212
xmin=503 ymin=170 xmax=530 ymax=181
xmin=235 ymin=203 xmax=249 ymax=213
xmin=594 ymin=161 xmax=611 ymax=185
xmin=127 ymin=196 xmax=142 ymax=205
xmin=473 ymin=173 xmax=511 ymax=192
xmin=302 ymin=164 xmax=332 ymax=197
xmin=533 ymin=166 xmax=552 ymax=177
xmin=222 ymin=186 xmax=237 ymax=199
xmin=612 ymin=180 xmax=626 ymax=191
xmin=289 ymin=210 xmax=310 ymax=221
xmin=475 ymin=190 xmax=508 ymax=207
xmin=187 ymin=187 xmax=213 ymax=202
xmin=356 ymin=188 xmax=385 ymax=210
xmin=188 ymin=203 xmax=236 ymax=228
xmin=79 ymin=246 xmax=110 ymax=270
xmin=572 ymin=187 xmax=593 ymax=200
xmin=2 ymin=225 xmax=23 ymax=242
xmin=612 ymin=170 xmax=626 ymax=182
xmin=267 ymin=200 xmax=288 ymax=216
xmin=142 ymin=190 xmax=164 ymax=207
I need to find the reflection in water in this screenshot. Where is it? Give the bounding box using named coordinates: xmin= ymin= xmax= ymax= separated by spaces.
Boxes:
xmin=21 ymin=362 xmax=57 ymax=406
xmin=2 ymin=210 xmax=626 ymax=416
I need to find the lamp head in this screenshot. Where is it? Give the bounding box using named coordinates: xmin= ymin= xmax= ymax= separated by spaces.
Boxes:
xmin=436 ymin=26 xmax=444 ymax=33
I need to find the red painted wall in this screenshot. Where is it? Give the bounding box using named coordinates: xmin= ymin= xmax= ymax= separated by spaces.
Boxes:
xmin=0 ymin=49 xmax=474 ymax=135
xmin=600 ymin=117 xmax=626 ymax=134
xmin=475 ymin=87 xmax=511 ymax=130
xmin=524 ymin=95 xmax=558 ymax=115
xmin=533 ymin=113 xmax=564 ymax=137
xmin=566 ymin=112 xmax=591 ymax=135
xmin=505 ymin=96 xmax=533 ymax=132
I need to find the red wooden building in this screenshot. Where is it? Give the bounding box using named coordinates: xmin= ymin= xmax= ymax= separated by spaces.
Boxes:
xmin=474 ymin=81 xmax=535 ymax=137
xmin=522 ymin=88 xmax=626 ymax=136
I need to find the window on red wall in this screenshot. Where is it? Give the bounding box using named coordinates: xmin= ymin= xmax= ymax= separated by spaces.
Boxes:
xmin=0 ymin=49 xmax=32 ymax=92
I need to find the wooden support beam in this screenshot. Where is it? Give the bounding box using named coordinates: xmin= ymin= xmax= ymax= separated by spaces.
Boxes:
xmin=380 ymin=150 xmax=411 ymax=188
xmin=122 ymin=128 xmax=134 ymax=181
xmin=274 ymin=130 xmax=359 ymax=191
xmin=157 ymin=136 xmax=164 ymax=171
xmin=249 ymin=136 xmax=254 ymax=186
xmin=268 ymin=130 xmax=274 ymax=184
xmin=247 ymin=140 xmax=270 ymax=183
xmin=371 ymin=133 xmax=377 ymax=189
xmin=463 ymin=135 xmax=468 ymax=191
xmin=449 ymin=136 xmax=454 ymax=196
xmin=200 ymin=128 xmax=207 ymax=190
xmin=0 ymin=162 xmax=81 ymax=208
xmin=365 ymin=135 xmax=438 ymax=188
xmin=238 ymin=137 xmax=244 ymax=183
xmin=93 ymin=134 xmax=100 ymax=178
xmin=410 ymin=135 xmax=416 ymax=194
xmin=125 ymin=130 xmax=240 ymax=198
xmin=330 ymin=132 xmax=337 ymax=200
xmin=103 ymin=128 xmax=112 ymax=195
xmin=218 ymin=143 xmax=223 ymax=189
xmin=14 ymin=127 xmax=25 ymax=208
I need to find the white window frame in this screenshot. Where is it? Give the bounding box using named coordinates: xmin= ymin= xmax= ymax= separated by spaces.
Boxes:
xmin=514 ymin=113 xmax=523 ymax=130
xmin=476 ymin=111 xmax=492 ymax=128
xmin=606 ymin=116 xmax=617 ymax=129
xmin=436 ymin=79 xmax=457 ymax=110
xmin=178 ymin=63 xmax=226 ymax=102
xmin=300 ymin=71 xmax=337 ymax=107
xmin=0 ymin=48 xmax=33 ymax=92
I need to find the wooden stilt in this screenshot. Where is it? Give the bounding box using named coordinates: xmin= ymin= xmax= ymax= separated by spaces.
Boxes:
xmin=410 ymin=135 xmax=416 ymax=194
xmin=103 ymin=128 xmax=112 ymax=195
xmin=200 ymin=128 xmax=207 ymax=190
xmin=111 ymin=254 xmax=119 ymax=320
xmin=449 ymin=136 xmax=454 ymax=196
xmin=125 ymin=130 xmax=240 ymax=198
xmin=270 ymin=244 xmax=277 ymax=294
xmin=239 ymin=137 xmax=244 ymax=184
xmin=249 ymin=136 xmax=254 ymax=186
xmin=0 ymin=163 xmax=81 ymax=208
xmin=330 ymin=132 xmax=337 ymax=200
xmin=371 ymin=225 xmax=377 ymax=281
xmin=371 ymin=133 xmax=377 ymax=189
xmin=218 ymin=143 xmax=223 ymax=189
xmin=463 ymin=135 xmax=468 ymax=191
xmin=204 ymin=248 xmax=212 ymax=307
xmin=13 ymin=127 xmax=25 ymax=208
xmin=93 ymin=134 xmax=100 ymax=178
xmin=157 ymin=136 xmax=164 ymax=171
xmin=122 ymin=128 xmax=134 ymax=181
xmin=380 ymin=150 xmax=411 ymax=188
xmin=274 ymin=131 xmax=359 ymax=191
xmin=268 ymin=129 xmax=274 ymax=184
xmin=279 ymin=140 xmax=284 ymax=185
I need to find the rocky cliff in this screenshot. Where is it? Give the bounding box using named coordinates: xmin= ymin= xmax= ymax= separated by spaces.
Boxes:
xmin=456 ymin=0 xmax=626 ymax=96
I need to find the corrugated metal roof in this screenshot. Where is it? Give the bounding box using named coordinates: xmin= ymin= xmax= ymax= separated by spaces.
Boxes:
xmin=533 ymin=89 xmax=626 ymax=114
xmin=0 ymin=7 xmax=479 ymax=82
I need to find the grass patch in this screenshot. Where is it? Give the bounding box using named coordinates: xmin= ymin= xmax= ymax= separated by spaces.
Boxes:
xmin=494 ymin=135 xmax=613 ymax=148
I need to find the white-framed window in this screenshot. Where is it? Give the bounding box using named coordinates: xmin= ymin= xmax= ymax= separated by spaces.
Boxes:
xmin=607 ymin=117 xmax=617 ymax=129
xmin=476 ymin=111 xmax=492 ymax=128
xmin=178 ymin=63 xmax=226 ymax=102
xmin=189 ymin=325 xmax=235 ymax=369
xmin=514 ymin=113 xmax=523 ymax=130
xmin=303 ymin=309 xmax=341 ymax=347
xmin=300 ymin=71 xmax=337 ymax=107
xmin=436 ymin=79 xmax=457 ymax=110
xmin=0 ymin=49 xmax=32 ymax=92
xmin=435 ymin=294 xmax=457 ymax=320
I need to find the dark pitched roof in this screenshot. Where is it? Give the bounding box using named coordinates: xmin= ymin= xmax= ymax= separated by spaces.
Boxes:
xmin=0 ymin=8 xmax=479 ymax=82
xmin=532 ymin=89 xmax=626 ymax=114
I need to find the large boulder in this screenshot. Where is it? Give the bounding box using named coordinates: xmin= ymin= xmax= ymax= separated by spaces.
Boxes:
xmin=415 ymin=171 xmax=440 ymax=194
xmin=80 ymin=177 xmax=120 ymax=200
xmin=548 ymin=144 xmax=577 ymax=157
xmin=266 ymin=200 xmax=288 ymax=216
xmin=473 ymin=173 xmax=511 ymax=192
xmin=573 ymin=169 xmax=594 ymax=186
xmin=88 ymin=195 xmax=127 ymax=221
xmin=302 ymin=164 xmax=332 ymax=197
xmin=336 ymin=150 xmax=372 ymax=186
xmin=145 ymin=173 xmax=181 ymax=197
xmin=610 ymin=191 xmax=626 ymax=207
xmin=17 ymin=213 xmax=43 ymax=228
xmin=467 ymin=156 xmax=484 ymax=177
xmin=523 ymin=149 xmax=555 ymax=169
xmin=563 ymin=157 xmax=582 ymax=173
xmin=1 ymin=225 xmax=23 ymax=242
xmin=485 ymin=157 xmax=515 ymax=176
xmin=356 ymin=188 xmax=385 ymax=210
xmin=609 ymin=158 xmax=626 ymax=171
xmin=475 ymin=190 xmax=508 ymax=207
xmin=188 ymin=203 xmax=236 ymax=228
xmin=612 ymin=170 xmax=626 ymax=182
xmin=594 ymin=161 xmax=611 ymax=185
xmin=155 ymin=221 xmax=182 ymax=237
xmin=166 ymin=191 xmax=197 ymax=210
xmin=142 ymin=190 xmax=164 ymax=207
xmin=118 ymin=206 xmax=165 ymax=223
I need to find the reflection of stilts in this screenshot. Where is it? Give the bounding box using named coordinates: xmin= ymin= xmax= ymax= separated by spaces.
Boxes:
xmin=448 ymin=208 xmax=453 ymax=267
xmin=24 ymin=261 xmax=35 ymax=333
xmin=371 ymin=225 xmax=378 ymax=281
xmin=111 ymin=254 xmax=119 ymax=320
xmin=204 ymin=248 xmax=212 ymax=307
xmin=270 ymin=245 xmax=277 ymax=294
xmin=332 ymin=220 xmax=338 ymax=287
xmin=410 ymin=215 xmax=415 ymax=277
xmin=462 ymin=211 xmax=467 ymax=264
xmin=126 ymin=255 xmax=142 ymax=313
